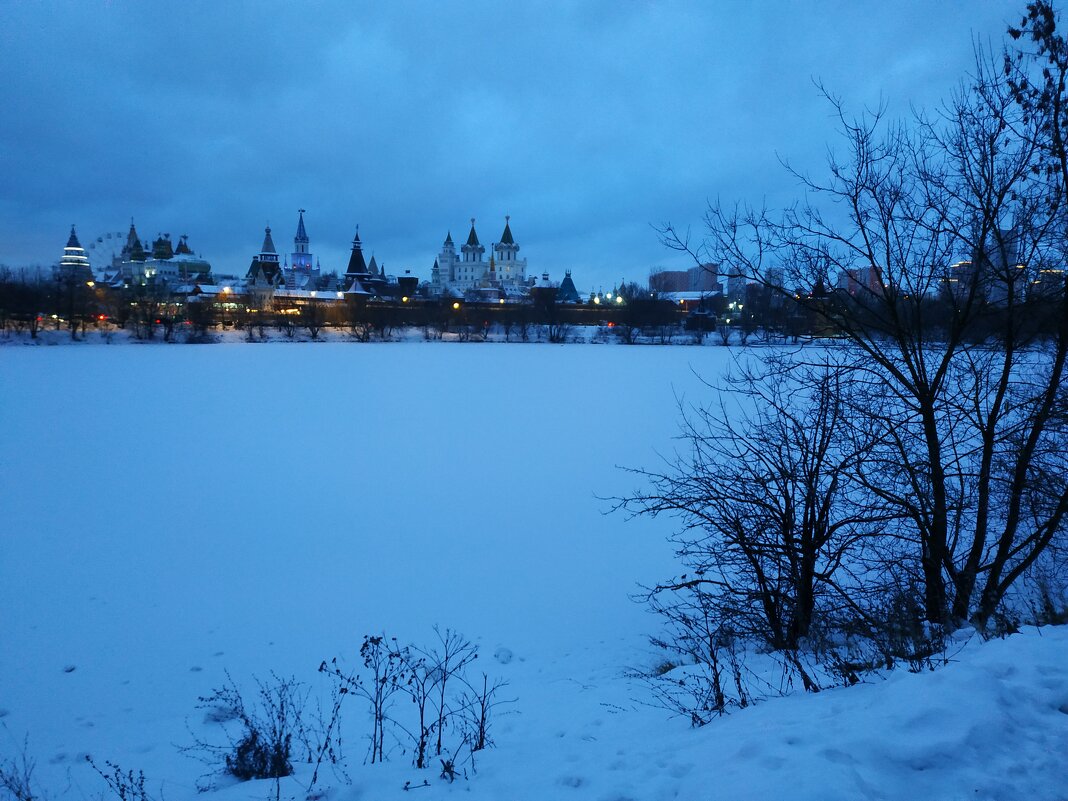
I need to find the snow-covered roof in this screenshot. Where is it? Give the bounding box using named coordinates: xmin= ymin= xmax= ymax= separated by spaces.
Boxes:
xmin=658 ymin=290 xmax=722 ymax=302
xmin=276 ymin=288 xmax=346 ymax=300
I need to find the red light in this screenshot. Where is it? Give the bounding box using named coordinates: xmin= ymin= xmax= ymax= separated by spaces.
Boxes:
xmin=98 ymin=314 xmax=107 ymax=320
xmin=155 ymin=319 xmax=161 ymax=324
xmin=607 ymin=322 xmax=615 ymax=327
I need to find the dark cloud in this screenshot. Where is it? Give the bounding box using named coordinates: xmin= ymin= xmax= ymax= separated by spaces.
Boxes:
xmin=0 ymin=0 xmax=1017 ymax=290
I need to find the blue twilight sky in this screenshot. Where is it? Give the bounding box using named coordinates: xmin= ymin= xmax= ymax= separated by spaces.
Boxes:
xmin=0 ymin=1 xmax=1021 ymax=291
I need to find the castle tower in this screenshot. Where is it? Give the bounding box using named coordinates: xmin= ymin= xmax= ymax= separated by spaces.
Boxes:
xmin=494 ymin=216 xmax=519 ymax=262
xmin=151 ymin=233 xmax=174 ymax=260
xmin=345 ymin=227 xmax=369 ymax=277
xmin=437 ymin=231 xmax=458 ymax=285
xmin=492 ymin=216 xmax=526 ymax=288
xmin=260 ymin=226 xmax=279 ymax=263
xmin=246 ymin=225 xmax=284 ymax=286
xmin=291 ymin=209 xmax=313 ymax=273
xmin=119 ymin=219 xmax=147 ymax=263
xmin=59 ymin=225 xmax=92 ymax=279
xmin=461 ymin=218 xmax=485 ymax=263
xmin=430 ymin=258 xmax=442 ymax=291
xmin=174 ymin=235 xmax=193 ymax=256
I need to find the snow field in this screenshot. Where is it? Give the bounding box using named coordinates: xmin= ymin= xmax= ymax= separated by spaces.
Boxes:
xmin=1 ymin=343 xmax=1066 ymax=800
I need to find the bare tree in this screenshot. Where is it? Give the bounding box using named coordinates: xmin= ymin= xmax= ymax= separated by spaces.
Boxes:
xmin=301 ymin=299 xmax=327 ymax=340
xmin=618 ymin=363 xmax=893 ymax=660
xmin=656 ymin=19 xmax=1068 ymax=629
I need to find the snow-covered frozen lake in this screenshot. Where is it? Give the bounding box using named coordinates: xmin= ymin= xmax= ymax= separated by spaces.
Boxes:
xmin=2 ymin=343 xmax=1066 ymax=801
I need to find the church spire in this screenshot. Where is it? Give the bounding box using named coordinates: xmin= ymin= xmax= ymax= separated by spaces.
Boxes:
xmin=123 ymin=219 xmax=147 ymax=262
xmin=261 ymin=225 xmax=277 ymax=257
xmin=345 ymin=226 xmax=368 ymax=276
xmin=493 ymin=214 xmax=519 ymax=264
xmin=295 ymin=209 xmax=309 ymax=246
xmin=462 ymin=217 xmax=485 ymax=263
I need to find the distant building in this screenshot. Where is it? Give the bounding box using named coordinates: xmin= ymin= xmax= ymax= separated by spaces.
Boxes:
xmin=836 ymin=265 xmax=882 ymax=297
xmin=649 ymin=264 xmax=720 ymax=294
xmin=55 ymin=225 xmax=93 ymax=282
xmin=343 ymin=227 xmax=389 ymax=297
xmin=430 ymin=217 xmax=528 ymax=295
xmin=285 ymin=209 xmax=321 ymax=289
xmin=246 ymin=225 xmax=285 ymax=289
xmin=557 ymin=270 xmax=581 ymax=303
xmin=726 ymin=270 xmax=748 ymax=302
xmin=108 ymin=220 xmax=211 ymax=285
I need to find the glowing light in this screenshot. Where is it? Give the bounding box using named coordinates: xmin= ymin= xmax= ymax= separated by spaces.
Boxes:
xmin=402 ymin=296 xmax=409 ymax=303
xmin=593 ymin=297 xmax=600 ymax=305
xmin=616 ymin=296 xmax=623 ymax=304
xmin=336 ymin=292 xmax=343 ymax=298
xmin=452 ymin=301 xmax=461 ymax=310
xmin=86 ymin=281 xmax=95 ymax=288
xmin=222 ymin=286 xmax=232 ymax=294
xmin=498 ymin=298 xmax=505 ymax=304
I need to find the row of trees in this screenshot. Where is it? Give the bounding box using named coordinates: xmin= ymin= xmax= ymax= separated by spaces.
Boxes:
xmin=623 ymin=2 xmax=1068 ymax=704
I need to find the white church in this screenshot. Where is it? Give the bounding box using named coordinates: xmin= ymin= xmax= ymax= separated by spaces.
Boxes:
xmin=430 ymin=217 xmax=528 ymax=296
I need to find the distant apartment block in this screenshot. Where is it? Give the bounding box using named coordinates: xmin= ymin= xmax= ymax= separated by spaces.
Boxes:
xmin=649 ymin=264 xmax=721 ymax=294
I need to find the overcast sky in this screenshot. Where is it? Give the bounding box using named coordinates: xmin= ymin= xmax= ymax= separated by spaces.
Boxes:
xmin=0 ymin=1 xmax=1020 ymax=290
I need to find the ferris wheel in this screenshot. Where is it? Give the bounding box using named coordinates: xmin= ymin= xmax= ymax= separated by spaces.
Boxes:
xmin=83 ymin=229 xmax=126 ymax=274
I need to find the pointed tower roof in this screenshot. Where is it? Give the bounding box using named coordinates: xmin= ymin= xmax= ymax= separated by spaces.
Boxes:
xmin=368 ymin=254 xmax=379 ymax=275
xmin=122 ymin=220 xmax=146 ymax=262
xmin=444 ymin=231 xmax=454 ymax=246
xmin=558 ymin=269 xmax=581 ymax=303
xmin=175 ymin=235 xmax=192 ymax=256
xmin=152 ymin=233 xmax=175 ymax=260
xmin=500 ymin=215 xmax=514 ymax=245
xmin=294 ymin=209 xmax=309 ymax=244
xmin=466 ymin=218 xmax=480 ymax=246
xmin=261 ymin=226 xmax=277 ymax=255
xmin=60 ymin=225 xmax=91 ymax=275
xmin=345 ymin=227 xmax=368 ymax=276
xmin=124 ymin=220 xmax=140 ymax=249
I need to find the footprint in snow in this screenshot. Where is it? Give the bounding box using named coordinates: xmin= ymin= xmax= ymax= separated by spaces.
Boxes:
xmin=494 ymin=647 xmax=514 ymax=664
